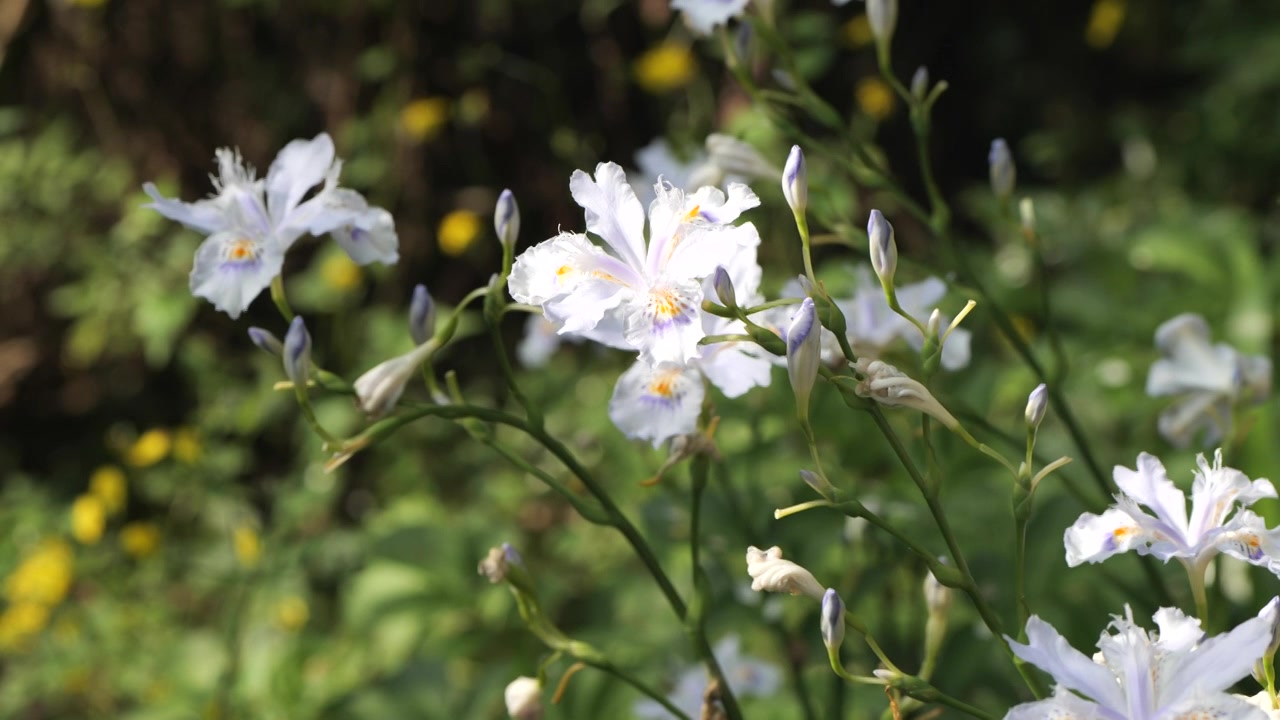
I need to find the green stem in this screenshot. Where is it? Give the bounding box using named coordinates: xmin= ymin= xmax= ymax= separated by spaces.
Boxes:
xmin=582 ymin=660 xmax=691 ymax=720
xmin=866 ymin=406 xmax=1045 ymax=699
xmin=1184 ymin=558 xmax=1210 ymax=625
xmin=270 ymin=275 xmax=295 ymax=322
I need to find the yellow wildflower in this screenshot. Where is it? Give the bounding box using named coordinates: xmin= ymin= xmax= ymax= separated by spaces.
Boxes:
xmin=1085 ymin=0 xmax=1125 ymax=49
xmin=400 ymin=97 xmax=450 ymax=143
xmin=88 ymin=465 xmax=127 ymax=515
xmin=635 ymin=43 xmax=696 ymax=94
xmin=126 ymin=429 xmax=171 ymax=468
xmin=0 ymin=602 xmax=51 ymax=652
xmin=120 ymin=522 xmax=161 ymax=559
xmin=70 ymin=495 xmax=106 ymax=545
xmin=856 ymin=77 xmax=895 ymax=121
xmin=233 ymin=526 xmax=261 ymax=568
xmin=6 ymin=540 xmax=73 ymax=605
xmin=843 ymin=16 xmax=874 ymax=48
xmin=172 ymin=428 xmax=202 ymax=464
xmin=274 ymin=595 xmax=310 ymax=631
xmin=320 ymin=253 xmax=362 ymax=291
xmin=438 ymin=209 xmax=482 ymax=257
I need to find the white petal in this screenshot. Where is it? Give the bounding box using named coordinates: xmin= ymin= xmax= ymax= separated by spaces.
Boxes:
xmin=940 ymin=327 xmax=972 ymax=370
xmin=188 ymin=231 xmax=283 ymax=319
xmin=143 ymin=183 xmax=229 ymax=235
xmin=1217 ymin=510 xmax=1280 ymax=575
xmin=516 ymin=314 xmax=565 ymax=368
xmin=704 ymin=134 xmax=778 ymax=181
xmin=1159 ymin=605 xmax=1274 ymax=706
xmin=608 ymin=360 xmax=704 ymax=447
xmin=333 ymin=206 xmax=399 ymax=265
xmin=1006 ymin=617 xmax=1126 ymax=710
xmin=686 ymin=183 xmax=761 ymax=225
xmin=1157 ymin=391 xmax=1231 ymax=449
xmin=570 ymin=162 xmax=648 ymax=271
xmin=1064 ymin=509 xmax=1147 ymax=566
xmin=1152 ymin=606 xmax=1204 ymax=654
xmin=509 ymin=233 xmax=626 ymax=305
xmin=1114 ymin=453 xmax=1190 ymax=538
xmin=624 ymin=279 xmax=706 ymax=365
xmin=671 ymin=0 xmax=751 ymax=34
xmin=667 ymin=221 xmax=761 ymax=283
xmin=265 ymin=133 xmax=337 ymax=226
xmin=1164 ymin=694 xmax=1271 ymax=720
xmin=1003 ymin=689 xmax=1107 ymax=720
xmin=699 ymin=337 xmax=774 ymax=398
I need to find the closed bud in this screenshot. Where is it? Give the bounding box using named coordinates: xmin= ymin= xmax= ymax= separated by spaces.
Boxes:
xmin=867 ymin=210 xmax=897 ymax=289
xmin=282 ymin=316 xmax=311 ymax=385
xmin=1025 ymin=383 xmax=1049 ymax=429
xmin=800 ymin=469 xmax=828 ymax=497
xmin=1019 ymin=198 xmax=1036 ymax=235
xmin=248 ymin=327 xmax=283 ymax=356
xmin=504 ymin=676 xmax=543 ymax=720
xmin=821 ymin=588 xmax=846 ymax=651
xmin=352 ymin=342 xmax=438 ymax=419
xmin=923 ymin=568 xmax=952 ymax=617
xmin=712 ymin=265 xmax=737 ymax=309
xmin=867 ymin=0 xmax=898 ymax=46
xmin=910 ymin=67 xmax=929 ymax=104
xmin=926 ymin=309 xmax=942 ymax=338
xmin=494 ymin=189 xmax=520 ymax=251
xmin=782 ymin=145 xmax=807 ymax=215
xmin=785 ymin=298 xmax=821 ymax=420
xmin=988 ymin=139 xmax=1016 ymax=200
xmin=409 ymin=284 xmax=436 ymax=345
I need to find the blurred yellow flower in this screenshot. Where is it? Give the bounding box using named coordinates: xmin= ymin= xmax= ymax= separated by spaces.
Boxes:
xmin=0 ymin=602 xmax=51 ymax=652
xmin=172 ymin=428 xmax=203 ymax=464
xmin=1085 ymin=0 xmax=1125 ymax=49
xmin=233 ymin=526 xmax=261 ymax=568
xmin=6 ymin=540 xmax=73 ymax=606
xmin=126 ymin=429 xmax=171 ymax=468
xmin=274 ymin=595 xmax=310 ymax=631
xmin=856 ymin=77 xmax=895 ymax=121
xmin=400 ymin=97 xmax=450 ymax=143
xmin=635 ymin=42 xmax=696 ymax=94
xmin=320 ymin=253 xmax=363 ymax=291
xmin=69 ymin=0 xmax=107 ymax=7
xmin=70 ymin=495 xmax=106 ymax=545
xmin=120 ymin=522 xmax=161 ymax=559
xmin=457 ymin=88 xmax=490 ymax=126
xmin=88 ymin=465 xmax=127 ymax=515
xmin=438 ymin=209 xmax=482 ymax=257
xmin=843 ymin=16 xmax=874 ymax=48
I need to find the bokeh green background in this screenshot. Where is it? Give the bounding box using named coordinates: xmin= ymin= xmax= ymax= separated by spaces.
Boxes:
xmin=3 ymin=0 xmax=1280 ymax=717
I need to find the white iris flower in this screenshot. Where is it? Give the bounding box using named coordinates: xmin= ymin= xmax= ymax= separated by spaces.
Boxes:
xmin=144 ymin=133 xmax=398 ymax=318
xmin=1005 ymin=599 xmax=1279 ymax=720
xmin=633 ymin=635 xmax=781 ymax=720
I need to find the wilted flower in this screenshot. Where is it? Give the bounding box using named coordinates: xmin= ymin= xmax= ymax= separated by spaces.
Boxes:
xmin=1065 ymin=449 xmax=1280 ymax=576
xmin=479 ymin=543 xmax=524 ymax=584
xmin=633 ymin=636 xmax=781 ymax=720
xmin=144 ymin=133 xmax=398 ymax=318
xmin=1005 ymin=600 xmax=1279 ymax=720
xmin=1146 ymin=313 xmax=1272 ymax=448
xmin=745 ymin=545 xmax=824 ymax=600
xmin=504 ymin=676 xmax=543 ymax=720
xmin=508 ymin=162 xmax=760 ymax=366
xmin=853 ymin=358 xmax=960 ymax=429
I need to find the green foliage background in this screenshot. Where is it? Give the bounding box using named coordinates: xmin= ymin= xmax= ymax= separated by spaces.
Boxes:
xmin=2 ymin=0 xmax=1280 ymax=718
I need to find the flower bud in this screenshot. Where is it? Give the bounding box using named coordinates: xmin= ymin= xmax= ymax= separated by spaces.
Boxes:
xmin=926 ymin=309 xmax=942 ymax=338
xmin=923 ymin=568 xmax=953 ymax=617
xmin=746 ymin=545 xmax=825 ymax=601
xmin=867 ymin=210 xmax=897 ymax=288
xmin=910 ymin=66 xmax=929 ymax=104
xmin=782 ymin=145 xmax=807 ymax=215
xmin=352 ymin=342 xmax=437 ymax=419
xmin=248 ymin=327 xmax=283 ymax=356
xmin=821 ymin=588 xmax=846 ymax=651
xmin=495 ymin=189 xmax=520 ymax=251
xmin=988 ymin=138 xmax=1016 ymax=200
xmin=1019 ymin=198 xmax=1036 ymax=236
xmin=800 ymin=469 xmax=828 ymax=497
xmin=712 ymin=265 xmax=737 ymax=309
xmin=867 ymin=0 xmax=898 ymax=46
xmin=1025 ymin=383 xmax=1048 ymax=429
xmin=282 ymin=316 xmax=311 ymax=385
xmin=785 ymin=298 xmax=820 ymax=420
xmin=409 ymin=284 xmax=436 ymax=345
xmin=504 ymin=676 xmax=543 ymax=720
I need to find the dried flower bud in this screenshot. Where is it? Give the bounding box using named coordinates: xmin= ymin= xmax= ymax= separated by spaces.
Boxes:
xmin=745 ymin=545 xmax=824 ymax=601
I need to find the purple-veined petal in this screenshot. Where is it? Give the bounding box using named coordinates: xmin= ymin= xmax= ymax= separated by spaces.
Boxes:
xmin=608 ymin=360 xmax=704 ymax=447
xmin=333 ymin=206 xmax=399 ymax=265
xmin=1007 ymin=617 xmax=1126 ymax=711
xmin=143 ymin=183 xmax=229 ymax=235
xmin=265 ymin=133 xmax=337 ymax=227
xmin=1064 ymin=507 xmax=1148 ymax=567
xmin=623 ymin=278 xmax=705 ymax=365
xmin=188 ymin=231 xmax=284 ymax=319
xmin=1157 ymin=598 xmax=1277 ymax=708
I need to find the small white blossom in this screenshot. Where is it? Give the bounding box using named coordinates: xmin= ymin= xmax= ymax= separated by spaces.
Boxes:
xmin=1146 ymin=313 xmax=1272 ymax=448
xmin=145 ymin=133 xmax=397 ymax=318
xmin=1064 ymin=449 xmax=1280 ymax=576
xmin=671 ymin=0 xmax=751 ymax=35
xmin=745 ymin=545 xmax=824 ymax=601
xmin=1005 ymin=600 xmax=1279 ymax=720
